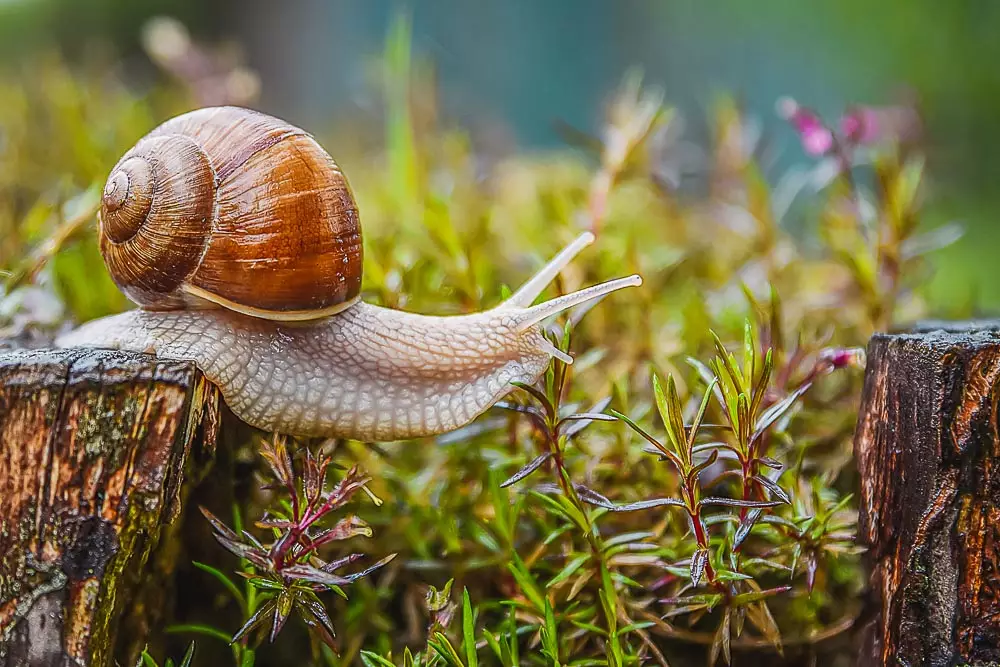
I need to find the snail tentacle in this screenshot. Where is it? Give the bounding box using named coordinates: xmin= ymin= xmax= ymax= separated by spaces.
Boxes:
xmin=502 ymin=231 xmax=596 ymax=308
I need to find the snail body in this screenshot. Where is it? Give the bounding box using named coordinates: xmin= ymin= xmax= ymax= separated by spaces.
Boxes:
xmin=56 ymin=107 xmax=640 ymax=441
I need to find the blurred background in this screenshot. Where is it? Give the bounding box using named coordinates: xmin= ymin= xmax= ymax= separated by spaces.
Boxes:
xmin=1 ymin=0 xmax=997 ymax=310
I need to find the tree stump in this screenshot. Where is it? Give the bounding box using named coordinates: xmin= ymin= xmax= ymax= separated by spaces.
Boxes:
xmin=0 ymin=348 xmax=220 ymax=666
xmin=854 ymin=322 xmax=1000 ymax=666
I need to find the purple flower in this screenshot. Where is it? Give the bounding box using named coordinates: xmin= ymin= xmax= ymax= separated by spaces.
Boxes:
xmin=840 ymin=107 xmax=880 ymax=144
xmin=776 ymin=97 xmax=834 ymax=156
xmin=819 ymin=347 xmax=866 ymax=371
xmin=839 ymin=103 xmax=922 ymax=147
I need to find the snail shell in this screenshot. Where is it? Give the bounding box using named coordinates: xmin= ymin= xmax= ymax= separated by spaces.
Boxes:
xmin=99 ymin=106 xmax=363 ymax=320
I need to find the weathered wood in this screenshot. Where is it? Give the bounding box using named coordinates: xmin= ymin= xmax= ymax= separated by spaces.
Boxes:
xmin=854 ymin=323 xmax=1000 ymax=666
xmin=0 ymin=348 xmax=219 ymax=666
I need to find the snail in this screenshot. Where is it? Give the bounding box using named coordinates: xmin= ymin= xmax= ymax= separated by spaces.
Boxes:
xmin=55 ymin=106 xmax=641 ymax=441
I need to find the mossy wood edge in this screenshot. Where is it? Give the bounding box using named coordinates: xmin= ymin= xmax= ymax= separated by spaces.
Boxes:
xmin=0 ymin=348 xmax=220 ymax=666
xmin=854 ymin=321 xmax=1000 ymax=666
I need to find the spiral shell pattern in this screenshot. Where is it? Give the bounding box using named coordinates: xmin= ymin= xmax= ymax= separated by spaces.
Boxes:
xmin=98 ymin=106 xmax=363 ymax=318
xmin=100 ymin=135 xmax=214 ymax=309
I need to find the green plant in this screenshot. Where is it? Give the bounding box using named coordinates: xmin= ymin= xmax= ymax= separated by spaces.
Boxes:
xmin=137 ymin=642 xmax=196 ymax=667
xmin=188 ymin=436 xmax=394 ymax=660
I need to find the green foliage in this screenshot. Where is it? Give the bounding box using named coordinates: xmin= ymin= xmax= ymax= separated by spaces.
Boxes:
xmin=137 ymin=642 xmax=196 ymax=667
xmin=197 ymin=435 xmax=395 ymax=654
xmin=0 ymin=12 xmax=950 ymax=667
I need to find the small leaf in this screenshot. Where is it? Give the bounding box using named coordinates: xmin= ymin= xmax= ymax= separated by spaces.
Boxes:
xmin=231 ymin=600 xmax=275 ymax=645
xmin=568 ymin=568 xmax=595 ymax=601
xmin=759 ymin=514 xmax=803 ymax=533
xmin=541 ymin=598 xmax=560 ymax=661
xmin=360 ymin=652 xmax=398 ymax=667
xmin=303 ymin=449 xmax=325 ymax=507
xmin=178 ymin=642 xmax=196 ymax=667
xmin=547 ymin=554 xmax=590 ymax=589
xmin=500 ymin=452 xmax=552 ymax=488
xmin=709 ymin=609 xmax=732 ymax=666
xmin=321 ymin=553 xmax=365 ymax=573
xmin=730 ymin=585 xmax=792 ymax=606
xmin=192 ymin=561 xmax=246 ymax=613
xmin=426 ymin=578 xmax=455 ymax=612
xmin=688 ymin=449 xmax=720 ymax=481
xmin=573 ymin=484 xmax=614 ymax=509
xmin=753 ymin=382 xmax=811 ymax=436
xmin=712 ymin=330 xmax=745 ymax=393
xmin=602 ymin=531 xmax=655 ymax=550
xmin=752 ymin=474 xmax=791 ymax=504
xmin=210 ymin=532 xmax=269 ymax=570
xmin=688 ymin=378 xmax=718 ymax=449
xmin=736 ymin=393 xmax=751 ymax=446
xmin=900 ymin=221 xmax=964 ymax=260
xmin=578 ymin=492 xmax=685 ymax=512
xmin=199 ymin=506 xmax=240 ymax=543
xmin=258 ymin=434 xmax=295 ymax=491
xmin=652 ymin=373 xmax=679 ymax=453
xmin=296 ymin=594 xmax=337 ymax=648
xmin=806 ymin=555 xmax=818 ymax=593
xmin=614 ymin=497 xmax=687 ymax=512
xmin=507 ymin=556 xmax=545 ymax=612
xmin=698 ymin=496 xmax=784 ymax=509
xmin=344 ymin=553 xmax=397 ymax=582
xmin=659 ymin=592 xmax=724 ymax=609
xmin=749 ymin=348 xmax=774 ymax=420
xmin=430 ymin=632 xmax=465 ymax=667
xmin=165 ymin=624 xmax=232 ymax=643
xmin=254 ymin=516 xmax=293 ymax=530
xmin=742 ymin=319 xmax=756 ymax=388
xmin=734 ymin=508 xmax=763 ymax=550
xmin=463 ymin=588 xmax=478 ymax=667
xmin=512 ymin=381 xmax=555 ymax=422
xmin=559 ymin=396 xmax=614 ymax=439
xmin=745 ymin=599 xmax=783 ymax=654
xmin=688 ymin=357 xmax=725 ymax=406
xmin=758 ymin=455 xmax=783 ymax=470
xmin=270 ymin=589 xmax=294 ymax=643
xmin=690 ymin=549 xmax=709 ymax=587
xmin=282 ymin=564 xmax=352 ymax=587
xmin=667 ymin=376 xmax=690 ymax=459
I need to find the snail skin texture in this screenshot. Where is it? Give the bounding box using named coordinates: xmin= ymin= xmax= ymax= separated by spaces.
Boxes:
xmin=56 ymin=107 xmax=641 ymax=442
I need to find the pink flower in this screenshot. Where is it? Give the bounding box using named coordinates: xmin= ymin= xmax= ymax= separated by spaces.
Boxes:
xmin=840 ymin=107 xmax=880 ymax=144
xmin=819 ymin=347 xmax=866 ymax=371
xmin=776 ymin=97 xmax=834 ymax=156
xmin=840 ymin=103 xmax=922 ymax=147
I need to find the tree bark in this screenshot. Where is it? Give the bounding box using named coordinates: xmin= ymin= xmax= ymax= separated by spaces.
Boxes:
xmin=0 ymin=348 xmax=219 ymax=667
xmin=854 ymin=322 xmax=1000 ymax=666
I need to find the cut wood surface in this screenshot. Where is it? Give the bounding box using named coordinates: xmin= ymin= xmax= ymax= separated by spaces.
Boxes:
xmin=0 ymin=348 xmax=219 ymax=666
xmin=854 ymin=322 xmax=1000 ymax=666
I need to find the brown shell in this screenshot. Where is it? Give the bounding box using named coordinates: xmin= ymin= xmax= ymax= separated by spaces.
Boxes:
xmin=99 ymin=106 xmax=363 ymax=319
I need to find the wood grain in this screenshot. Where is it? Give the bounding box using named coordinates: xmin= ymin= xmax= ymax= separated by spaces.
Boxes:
xmin=0 ymin=348 xmax=219 ymax=666
xmin=855 ymin=324 xmax=1000 ymax=666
